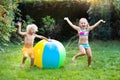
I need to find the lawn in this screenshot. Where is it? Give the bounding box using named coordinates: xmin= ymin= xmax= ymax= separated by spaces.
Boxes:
xmin=0 ymin=40 xmax=120 ymax=80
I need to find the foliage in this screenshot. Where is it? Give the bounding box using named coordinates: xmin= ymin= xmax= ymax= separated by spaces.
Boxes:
xmin=87 ymin=0 xmax=111 ymax=40
xmin=21 ymin=0 xmax=72 ymax=2
xmin=0 ymin=41 xmax=120 ymax=79
xmin=40 ymin=16 xmax=55 ymax=38
xmin=22 ymin=15 xmax=35 ymax=29
xmin=1 ymin=0 xmax=120 ymax=48
xmin=113 ymin=0 xmax=120 ymax=12
xmin=0 ymin=1 xmax=18 ymax=47
xmin=111 ymin=0 xmax=120 ymax=39
xmin=18 ymin=1 xmax=89 ymax=41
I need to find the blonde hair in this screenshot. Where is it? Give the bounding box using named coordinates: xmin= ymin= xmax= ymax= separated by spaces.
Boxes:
xmin=79 ymin=18 xmax=90 ymax=27
xmin=79 ymin=18 xmax=89 ymax=27
xmin=26 ymin=24 xmax=38 ymax=32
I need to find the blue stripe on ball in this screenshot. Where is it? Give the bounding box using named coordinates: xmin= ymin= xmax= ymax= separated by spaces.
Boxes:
xmin=42 ymin=42 xmax=60 ymax=68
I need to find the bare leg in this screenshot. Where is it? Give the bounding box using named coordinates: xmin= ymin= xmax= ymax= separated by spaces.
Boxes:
xmin=86 ymin=48 xmax=92 ymax=67
xmin=30 ymin=55 xmax=34 ymax=67
xmin=72 ymin=46 xmax=86 ymax=62
xmin=21 ymin=56 xmax=27 ymax=68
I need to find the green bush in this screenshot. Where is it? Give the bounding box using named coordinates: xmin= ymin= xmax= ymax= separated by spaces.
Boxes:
xmin=39 ymin=16 xmax=55 ymax=38
xmin=111 ymin=0 xmax=120 ymax=39
xmin=87 ymin=0 xmax=111 ymax=40
xmin=0 ymin=1 xmax=18 ymax=47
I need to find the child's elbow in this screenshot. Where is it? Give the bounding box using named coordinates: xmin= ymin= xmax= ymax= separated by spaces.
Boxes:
xmin=18 ymin=31 xmax=22 ymax=35
xmin=18 ymin=31 xmax=21 ymax=34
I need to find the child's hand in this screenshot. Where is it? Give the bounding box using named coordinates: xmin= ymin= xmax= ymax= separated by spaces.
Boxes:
xmin=100 ymin=20 xmax=106 ymax=23
xmin=17 ymin=21 xmax=22 ymax=27
xmin=64 ymin=17 xmax=68 ymax=21
xmin=48 ymin=38 xmax=52 ymax=42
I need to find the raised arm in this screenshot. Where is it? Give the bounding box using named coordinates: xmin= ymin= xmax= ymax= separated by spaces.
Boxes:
xmin=17 ymin=22 xmax=26 ymax=36
xmin=35 ymin=35 xmax=48 ymax=41
xmin=64 ymin=17 xmax=80 ymax=31
xmin=89 ymin=19 xmax=105 ymax=31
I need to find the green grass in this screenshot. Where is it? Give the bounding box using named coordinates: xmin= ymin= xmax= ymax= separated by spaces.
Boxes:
xmin=0 ymin=41 xmax=120 ymax=80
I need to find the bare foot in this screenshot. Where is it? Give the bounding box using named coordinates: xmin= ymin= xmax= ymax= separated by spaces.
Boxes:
xmin=21 ymin=64 xmax=24 ymax=68
xmin=88 ymin=65 xmax=91 ymax=68
xmin=72 ymin=56 xmax=76 ymax=62
xmin=30 ymin=65 xmax=34 ymax=68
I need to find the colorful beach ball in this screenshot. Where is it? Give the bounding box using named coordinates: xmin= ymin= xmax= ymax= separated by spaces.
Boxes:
xmin=34 ymin=39 xmax=66 ymax=68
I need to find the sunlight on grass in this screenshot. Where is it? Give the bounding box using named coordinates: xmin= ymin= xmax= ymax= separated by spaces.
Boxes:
xmin=0 ymin=41 xmax=120 ymax=80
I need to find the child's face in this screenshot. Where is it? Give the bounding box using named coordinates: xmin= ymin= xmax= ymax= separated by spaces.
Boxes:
xmin=26 ymin=24 xmax=38 ymax=34
xmin=79 ymin=19 xmax=88 ymax=29
xmin=29 ymin=28 xmax=36 ymax=34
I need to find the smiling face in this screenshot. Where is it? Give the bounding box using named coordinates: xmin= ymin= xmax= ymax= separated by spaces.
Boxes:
xmin=79 ymin=18 xmax=89 ymax=29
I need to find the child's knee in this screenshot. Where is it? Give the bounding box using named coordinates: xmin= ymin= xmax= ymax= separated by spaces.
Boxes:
xmin=30 ymin=55 xmax=34 ymax=59
xmin=88 ymin=55 xmax=92 ymax=58
xmin=82 ymin=52 xmax=86 ymax=55
xmin=80 ymin=51 xmax=86 ymax=55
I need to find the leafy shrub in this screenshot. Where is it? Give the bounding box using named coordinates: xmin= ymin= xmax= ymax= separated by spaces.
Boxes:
xmin=111 ymin=0 xmax=120 ymax=39
xmin=0 ymin=1 xmax=18 ymax=47
xmin=87 ymin=0 xmax=111 ymax=40
xmin=39 ymin=16 xmax=55 ymax=38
